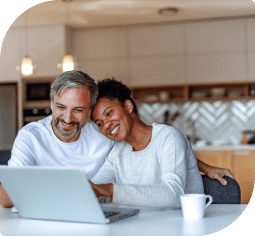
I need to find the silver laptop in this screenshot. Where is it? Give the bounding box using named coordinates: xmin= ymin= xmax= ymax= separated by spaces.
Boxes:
xmin=0 ymin=166 xmax=139 ymax=224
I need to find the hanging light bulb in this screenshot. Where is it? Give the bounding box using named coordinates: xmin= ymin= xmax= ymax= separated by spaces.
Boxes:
xmin=62 ymin=54 xmax=75 ymax=72
xmin=18 ymin=11 xmax=34 ymax=77
xmin=58 ymin=0 xmax=76 ymax=73
xmin=21 ymin=56 xmax=33 ymax=76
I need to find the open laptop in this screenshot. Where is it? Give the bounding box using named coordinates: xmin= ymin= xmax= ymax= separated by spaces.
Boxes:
xmin=0 ymin=166 xmax=139 ymax=224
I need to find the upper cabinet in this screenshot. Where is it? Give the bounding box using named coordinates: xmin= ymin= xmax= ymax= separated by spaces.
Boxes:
xmin=73 ymin=28 xmax=129 ymax=85
xmin=0 ymin=29 xmax=22 ymax=81
xmin=247 ymin=19 xmax=255 ymax=81
xmin=186 ymin=20 xmax=246 ymax=84
xmin=129 ymin=25 xmax=186 ymax=86
xmin=0 ymin=25 xmax=69 ymax=81
xmin=27 ymin=25 xmax=67 ymax=77
xmin=2 ymin=17 xmax=255 ymax=86
xmin=186 ymin=20 xmax=246 ymax=53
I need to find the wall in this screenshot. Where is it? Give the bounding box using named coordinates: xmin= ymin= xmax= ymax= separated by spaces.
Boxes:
xmin=138 ymin=100 xmax=255 ymax=145
xmin=73 ymin=17 xmax=255 ymax=86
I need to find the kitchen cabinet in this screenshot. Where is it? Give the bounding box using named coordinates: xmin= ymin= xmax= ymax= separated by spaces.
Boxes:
xmin=232 ymin=150 xmax=255 ymax=205
xmin=0 ymin=29 xmax=22 ymax=81
xmin=0 ymin=84 xmax=17 ymax=149
xmin=130 ymin=81 xmax=254 ymax=104
xmin=194 ymin=148 xmax=255 ymax=204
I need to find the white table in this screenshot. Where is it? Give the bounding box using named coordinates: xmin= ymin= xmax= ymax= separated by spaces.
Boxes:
xmin=0 ymin=204 xmax=246 ymax=236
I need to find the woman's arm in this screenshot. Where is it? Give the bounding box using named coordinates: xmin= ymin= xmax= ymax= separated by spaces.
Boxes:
xmin=92 ymin=128 xmax=200 ymax=208
xmin=197 ymin=159 xmax=234 ymax=185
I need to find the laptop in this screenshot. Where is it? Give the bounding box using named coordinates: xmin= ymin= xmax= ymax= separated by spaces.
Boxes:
xmin=0 ymin=166 xmax=139 ymax=224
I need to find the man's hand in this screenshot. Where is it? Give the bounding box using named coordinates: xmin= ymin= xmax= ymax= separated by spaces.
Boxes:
xmin=196 ymin=159 xmax=234 ymax=186
xmin=0 ymin=185 xmax=13 ymax=208
xmin=90 ymin=182 xmax=113 ymax=200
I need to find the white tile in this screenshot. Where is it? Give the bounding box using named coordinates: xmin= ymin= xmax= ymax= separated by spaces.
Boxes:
xmin=73 ymin=28 xmax=128 ymax=60
xmin=130 ymin=56 xmax=185 ymax=86
xmin=246 ymin=18 xmax=255 ymax=50
xmin=129 ymin=24 xmax=185 ymax=56
xmin=187 ymin=20 xmax=245 ymax=53
xmin=187 ymin=53 xmax=246 ymax=83
xmin=77 ymin=59 xmax=129 ymax=85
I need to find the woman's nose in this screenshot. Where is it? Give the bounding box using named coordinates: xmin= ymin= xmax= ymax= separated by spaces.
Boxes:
xmin=104 ymin=120 xmax=111 ymax=130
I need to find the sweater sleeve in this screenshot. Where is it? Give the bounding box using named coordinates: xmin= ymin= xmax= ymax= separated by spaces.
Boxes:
xmin=8 ymin=129 xmax=37 ymax=166
xmin=112 ymin=129 xmax=189 ymax=208
xmin=91 ymin=155 xmax=116 ymax=184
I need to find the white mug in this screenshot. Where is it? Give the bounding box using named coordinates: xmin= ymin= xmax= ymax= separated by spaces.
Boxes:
xmin=180 ymin=194 xmax=213 ymax=220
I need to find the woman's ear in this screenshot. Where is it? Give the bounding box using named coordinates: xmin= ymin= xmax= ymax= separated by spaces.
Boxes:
xmin=124 ymin=99 xmax=134 ymax=114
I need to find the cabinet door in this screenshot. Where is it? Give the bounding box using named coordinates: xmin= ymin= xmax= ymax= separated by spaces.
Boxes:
xmin=194 ymin=150 xmax=233 ymax=171
xmin=232 ymin=150 xmax=255 ymax=204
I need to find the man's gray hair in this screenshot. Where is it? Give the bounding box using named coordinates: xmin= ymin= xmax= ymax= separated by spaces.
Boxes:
xmin=50 ymin=71 xmax=98 ymax=108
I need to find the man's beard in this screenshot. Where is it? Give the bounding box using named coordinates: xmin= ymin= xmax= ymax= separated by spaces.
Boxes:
xmin=53 ymin=118 xmax=85 ymax=139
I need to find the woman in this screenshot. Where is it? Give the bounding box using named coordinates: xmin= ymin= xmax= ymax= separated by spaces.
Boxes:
xmin=91 ymin=78 xmax=233 ymax=208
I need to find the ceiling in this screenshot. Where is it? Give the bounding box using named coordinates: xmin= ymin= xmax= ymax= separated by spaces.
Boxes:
xmin=11 ymin=0 xmax=255 ymax=29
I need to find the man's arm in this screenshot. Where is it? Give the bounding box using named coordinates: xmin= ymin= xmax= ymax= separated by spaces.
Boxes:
xmin=0 ymin=184 xmax=13 ymax=208
xmin=197 ymin=159 xmax=234 ymax=185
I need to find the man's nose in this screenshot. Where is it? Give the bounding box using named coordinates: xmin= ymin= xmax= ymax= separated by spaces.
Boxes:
xmin=63 ymin=111 xmax=73 ymax=124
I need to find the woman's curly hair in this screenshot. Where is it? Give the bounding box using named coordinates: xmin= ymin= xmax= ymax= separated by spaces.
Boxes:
xmin=97 ymin=78 xmax=138 ymax=115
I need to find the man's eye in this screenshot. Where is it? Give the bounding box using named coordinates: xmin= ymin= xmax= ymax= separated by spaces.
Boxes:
xmin=76 ymin=109 xmax=83 ymax=112
xmin=57 ymin=106 xmax=64 ymax=109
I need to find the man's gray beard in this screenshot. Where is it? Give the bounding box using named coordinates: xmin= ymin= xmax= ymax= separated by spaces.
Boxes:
xmin=54 ymin=119 xmax=85 ymax=139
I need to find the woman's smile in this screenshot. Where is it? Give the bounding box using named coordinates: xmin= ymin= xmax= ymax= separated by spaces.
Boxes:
xmin=110 ymin=125 xmax=120 ymax=135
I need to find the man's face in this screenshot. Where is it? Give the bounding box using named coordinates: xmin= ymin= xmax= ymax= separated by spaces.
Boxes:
xmin=51 ymin=87 xmax=91 ymax=142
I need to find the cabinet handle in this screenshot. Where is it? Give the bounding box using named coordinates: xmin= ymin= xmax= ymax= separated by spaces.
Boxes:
xmin=234 ymin=150 xmax=251 ymax=156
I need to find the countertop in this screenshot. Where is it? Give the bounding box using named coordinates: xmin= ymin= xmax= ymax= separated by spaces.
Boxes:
xmin=193 ymin=145 xmax=255 ymax=151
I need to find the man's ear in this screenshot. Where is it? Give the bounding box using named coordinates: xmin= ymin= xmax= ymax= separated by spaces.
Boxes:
xmin=50 ymin=100 xmax=53 ymax=111
xmin=124 ymin=99 xmax=134 ymax=114
xmin=88 ymin=109 xmax=92 ymax=118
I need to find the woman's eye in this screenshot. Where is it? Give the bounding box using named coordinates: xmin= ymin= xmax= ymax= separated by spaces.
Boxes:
xmin=97 ymin=122 xmax=102 ymax=127
xmin=106 ymin=111 xmax=112 ymax=116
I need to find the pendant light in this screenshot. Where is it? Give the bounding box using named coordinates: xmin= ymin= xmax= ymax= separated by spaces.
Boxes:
xmin=58 ymin=0 xmax=76 ymax=73
xmin=20 ymin=11 xmax=34 ymax=76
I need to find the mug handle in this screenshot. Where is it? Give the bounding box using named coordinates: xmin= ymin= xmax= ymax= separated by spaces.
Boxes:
xmin=205 ymin=195 xmax=213 ymax=209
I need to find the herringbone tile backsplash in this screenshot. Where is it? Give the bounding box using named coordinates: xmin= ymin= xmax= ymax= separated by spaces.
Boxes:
xmin=138 ymin=100 xmax=255 ymax=145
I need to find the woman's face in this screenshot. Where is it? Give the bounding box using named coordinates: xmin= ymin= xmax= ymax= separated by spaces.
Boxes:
xmin=92 ymin=97 xmax=133 ymax=142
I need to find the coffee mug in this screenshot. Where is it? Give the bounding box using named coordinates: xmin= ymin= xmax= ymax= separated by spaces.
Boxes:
xmin=180 ymin=194 xmax=213 ymax=220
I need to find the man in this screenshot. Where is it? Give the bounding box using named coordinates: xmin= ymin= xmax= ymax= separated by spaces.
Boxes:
xmin=0 ymin=71 xmax=114 ymax=208
xmin=0 ymin=70 xmax=233 ymax=208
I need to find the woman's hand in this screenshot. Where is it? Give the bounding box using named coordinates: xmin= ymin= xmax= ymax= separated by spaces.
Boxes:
xmin=197 ymin=159 xmax=234 ymax=185
xmin=90 ymin=182 xmax=113 ymax=199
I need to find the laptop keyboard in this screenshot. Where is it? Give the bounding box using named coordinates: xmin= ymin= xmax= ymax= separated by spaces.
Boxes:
xmin=103 ymin=211 xmax=120 ymax=218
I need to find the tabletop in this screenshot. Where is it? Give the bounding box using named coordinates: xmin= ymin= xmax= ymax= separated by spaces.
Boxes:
xmin=0 ymin=204 xmax=247 ymax=236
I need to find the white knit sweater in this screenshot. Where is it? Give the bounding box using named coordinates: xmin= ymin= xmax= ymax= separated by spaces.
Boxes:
xmin=92 ymin=123 xmax=204 ymax=208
